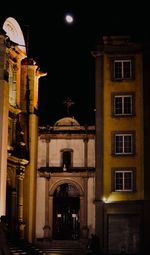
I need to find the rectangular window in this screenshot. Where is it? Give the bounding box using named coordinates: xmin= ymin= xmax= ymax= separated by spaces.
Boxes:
xmin=115 ymin=134 xmax=132 ymax=154
xmin=114 ymin=170 xmax=134 ymax=191
xmin=113 ymin=59 xmax=133 ymax=80
xmin=114 ymin=95 xmax=133 ymax=116
xmin=112 ymin=131 xmax=135 ymax=155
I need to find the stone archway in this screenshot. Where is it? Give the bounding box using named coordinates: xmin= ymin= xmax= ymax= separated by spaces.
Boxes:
xmin=53 ymin=183 xmax=80 ymax=240
xmin=47 ymin=179 xmax=87 ymax=240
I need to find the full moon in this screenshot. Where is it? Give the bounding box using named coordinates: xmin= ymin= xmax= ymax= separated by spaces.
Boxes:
xmin=65 ymin=14 xmax=74 ymax=24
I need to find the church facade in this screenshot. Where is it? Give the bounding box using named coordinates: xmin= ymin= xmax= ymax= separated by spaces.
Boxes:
xmin=36 ymin=117 xmax=95 ymax=240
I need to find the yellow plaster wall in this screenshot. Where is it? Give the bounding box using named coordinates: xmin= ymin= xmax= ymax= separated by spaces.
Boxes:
xmin=103 ymin=54 xmax=144 ymax=202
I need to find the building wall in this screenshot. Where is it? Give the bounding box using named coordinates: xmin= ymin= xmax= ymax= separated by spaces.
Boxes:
xmin=103 ymin=53 xmax=144 ymax=202
xmin=38 ymin=137 xmax=95 ymax=168
xmin=87 ymin=177 xmax=95 ymax=235
xmin=0 ymin=17 xmax=47 ymax=243
xmin=94 ymin=36 xmax=145 ymax=254
xmin=38 ymin=137 xmax=46 ymax=167
xmin=87 ymin=140 xmax=95 ymax=167
xmin=36 ymin=122 xmax=95 ymax=240
xmin=36 ymin=173 xmax=95 ymax=239
xmin=35 ymin=177 xmax=46 ymax=238
xmin=0 ymin=80 xmax=9 ymax=215
xmin=49 ymin=139 xmax=84 ymax=167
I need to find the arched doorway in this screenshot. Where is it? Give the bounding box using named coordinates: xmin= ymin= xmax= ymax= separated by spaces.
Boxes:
xmin=53 ymin=183 xmax=80 ymax=240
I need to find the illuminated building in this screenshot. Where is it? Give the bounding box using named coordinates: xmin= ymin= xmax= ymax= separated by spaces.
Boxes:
xmin=93 ymin=36 xmax=150 ymax=254
xmin=36 ymin=117 xmax=95 ymax=240
xmin=0 ymin=17 xmax=46 ymax=242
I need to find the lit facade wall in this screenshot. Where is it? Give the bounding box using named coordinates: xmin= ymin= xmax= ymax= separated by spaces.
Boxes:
xmin=0 ymin=79 xmax=9 ymax=215
xmin=94 ymin=36 xmax=145 ymax=254
xmin=0 ymin=17 xmax=46 ymax=243
xmin=103 ymin=53 xmax=144 ymax=202
xmin=36 ymin=121 xmax=95 ymax=239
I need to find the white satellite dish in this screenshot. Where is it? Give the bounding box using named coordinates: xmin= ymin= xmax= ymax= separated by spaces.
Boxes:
xmin=3 ymin=17 xmax=26 ymax=54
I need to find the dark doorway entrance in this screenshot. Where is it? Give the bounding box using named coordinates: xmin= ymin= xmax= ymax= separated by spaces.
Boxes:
xmin=53 ymin=183 xmax=80 ymax=240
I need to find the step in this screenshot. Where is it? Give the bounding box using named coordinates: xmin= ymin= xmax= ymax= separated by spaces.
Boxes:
xmin=34 ymin=239 xmax=87 ymax=255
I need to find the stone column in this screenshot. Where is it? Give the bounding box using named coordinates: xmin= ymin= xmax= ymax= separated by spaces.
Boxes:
xmin=49 ymin=196 xmax=53 ymax=239
xmin=80 ymin=177 xmax=89 ymax=239
xmin=43 ymin=176 xmax=51 ymax=239
xmin=0 ymin=36 xmax=9 ymax=216
xmin=7 ymin=166 xmax=17 ymax=232
xmin=43 ymin=137 xmax=51 ymax=239
xmin=46 ymin=136 xmax=50 ymax=167
xmin=95 ymin=54 xmax=104 ymax=250
xmin=17 ymin=165 xmax=26 ymax=239
xmin=80 ymin=196 xmax=84 ymax=229
xmin=84 ymin=137 xmax=88 ymax=168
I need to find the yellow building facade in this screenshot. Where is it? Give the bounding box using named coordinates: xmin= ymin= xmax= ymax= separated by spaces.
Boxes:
xmin=94 ymin=36 xmax=146 ymax=254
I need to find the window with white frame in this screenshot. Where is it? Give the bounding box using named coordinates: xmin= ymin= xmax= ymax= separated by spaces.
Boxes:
xmin=114 ymin=169 xmax=134 ymax=191
xmin=113 ymin=59 xmax=133 ymax=80
xmin=112 ymin=132 xmax=135 ymax=155
xmin=113 ymin=94 xmax=133 ymax=116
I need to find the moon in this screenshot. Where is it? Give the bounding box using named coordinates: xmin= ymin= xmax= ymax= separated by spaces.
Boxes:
xmin=65 ymin=14 xmax=74 ymax=24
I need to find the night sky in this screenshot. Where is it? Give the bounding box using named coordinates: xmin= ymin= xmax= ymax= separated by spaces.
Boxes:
xmin=1 ymin=1 xmax=150 ymax=126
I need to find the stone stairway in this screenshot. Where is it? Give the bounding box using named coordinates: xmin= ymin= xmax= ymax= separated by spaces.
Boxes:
xmin=34 ymin=239 xmax=88 ymax=255
xmin=8 ymin=238 xmax=45 ymax=255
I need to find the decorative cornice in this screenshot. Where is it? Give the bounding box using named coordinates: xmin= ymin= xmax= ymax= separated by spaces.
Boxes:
xmin=7 ymin=155 xmax=29 ymax=166
xmin=9 ymin=105 xmax=21 ymax=116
